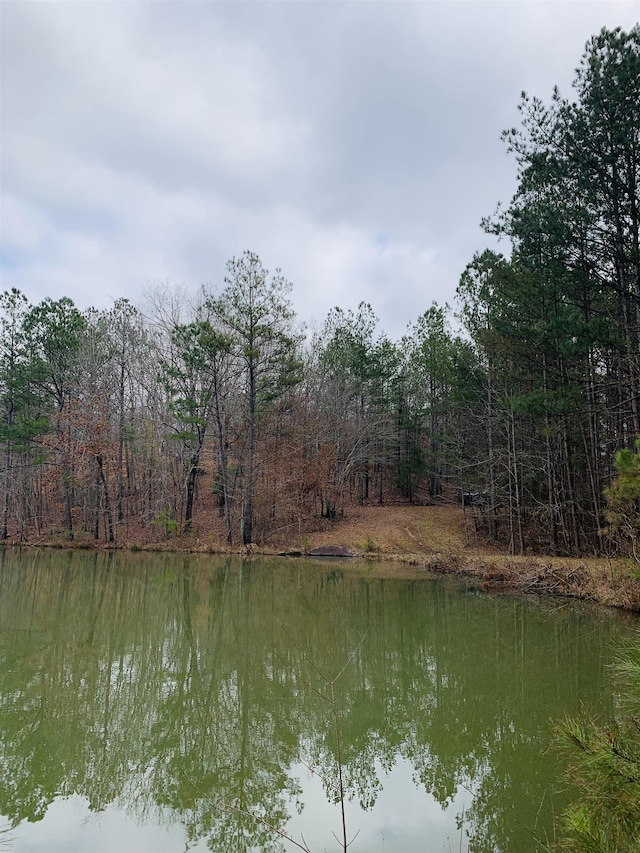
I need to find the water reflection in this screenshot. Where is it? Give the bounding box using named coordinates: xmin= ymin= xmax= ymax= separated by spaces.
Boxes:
xmin=0 ymin=550 xmax=634 ymax=852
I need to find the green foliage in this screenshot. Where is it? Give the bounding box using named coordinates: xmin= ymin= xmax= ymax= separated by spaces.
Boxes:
xmin=158 ymin=318 xmax=235 ymax=526
xmin=23 ymin=296 xmax=87 ymax=410
xmin=604 ymin=438 xmax=640 ymax=561
xmin=207 ymin=251 xmax=304 ymax=407
xmin=0 ymin=289 xmax=49 ymax=450
xmin=206 ymin=251 xmax=303 ymax=543
xmin=401 ymin=302 xmax=461 ymax=498
xmin=453 ymin=26 xmax=640 ymax=555
xmin=152 ymin=510 xmax=178 ymax=540
xmin=320 ymin=302 xmax=378 ymax=380
xmin=313 ymin=301 xmax=406 ymax=507
xmin=362 ymin=531 xmax=376 ymax=552
xmin=553 ymin=638 xmax=640 ymax=852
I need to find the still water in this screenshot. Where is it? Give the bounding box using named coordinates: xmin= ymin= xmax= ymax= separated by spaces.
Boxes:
xmin=0 ymin=550 xmax=636 ymax=853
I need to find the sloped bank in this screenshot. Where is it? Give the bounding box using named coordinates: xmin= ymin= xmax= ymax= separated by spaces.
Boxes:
xmin=422 ymin=553 xmax=640 ymax=613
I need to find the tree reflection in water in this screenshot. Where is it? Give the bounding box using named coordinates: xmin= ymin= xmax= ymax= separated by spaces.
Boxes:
xmin=0 ymin=550 xmax=632 ymax=852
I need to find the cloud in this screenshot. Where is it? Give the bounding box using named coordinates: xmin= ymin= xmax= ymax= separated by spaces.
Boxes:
xmin=2 ymin=1 xmax=638 ymax=340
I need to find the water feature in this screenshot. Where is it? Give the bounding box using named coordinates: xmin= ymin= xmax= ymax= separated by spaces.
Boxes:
xmin=0 ymin=549 xmax=636 ymax=852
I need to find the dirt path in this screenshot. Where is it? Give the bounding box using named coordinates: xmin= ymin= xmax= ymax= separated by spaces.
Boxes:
xmin=292 ymin=504 xmax=640 ymax=613
xmin=300 ymin=504 xmax=473 ymax=555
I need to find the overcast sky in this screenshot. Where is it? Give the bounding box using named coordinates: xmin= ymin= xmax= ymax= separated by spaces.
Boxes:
xmin=2 ymin=1 xmax=639 ymax=339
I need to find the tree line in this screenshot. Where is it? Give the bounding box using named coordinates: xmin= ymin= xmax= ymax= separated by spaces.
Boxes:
xmin=1 ymin=25 xmax=638 ymax=556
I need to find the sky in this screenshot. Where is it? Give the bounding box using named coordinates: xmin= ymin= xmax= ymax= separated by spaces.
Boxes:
xmin=2 ymin=1 xmax=639 ymax=341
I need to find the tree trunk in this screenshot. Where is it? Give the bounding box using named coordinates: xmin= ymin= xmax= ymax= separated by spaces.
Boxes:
xmin=96 ymin=454 xmax=114 ymax=542
xmin=185 ymin=453 xmax=200 ymax=528
xmin=2 ymin=429 xmax=12 ymax=540
xmin=243 ymin=360 xmax=256 ymax=545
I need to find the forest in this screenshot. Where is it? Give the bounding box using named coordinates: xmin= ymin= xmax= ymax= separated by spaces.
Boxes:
xmin=0 ymin=25 xmax=639 ymax=558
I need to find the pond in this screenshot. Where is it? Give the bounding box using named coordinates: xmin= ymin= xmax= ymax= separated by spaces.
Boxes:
xmin=0 ymin=550 xmax=636 ymax=852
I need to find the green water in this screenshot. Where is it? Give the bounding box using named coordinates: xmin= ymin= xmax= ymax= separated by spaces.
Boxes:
xmin=0 ymin=550 xmax=636 ymax=853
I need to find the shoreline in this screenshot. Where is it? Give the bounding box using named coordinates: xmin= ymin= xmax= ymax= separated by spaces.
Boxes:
xmin=2 ymin=504 xmax=639 ymax=613
xmin=3 ymin=538 xmax=640 ymax=614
